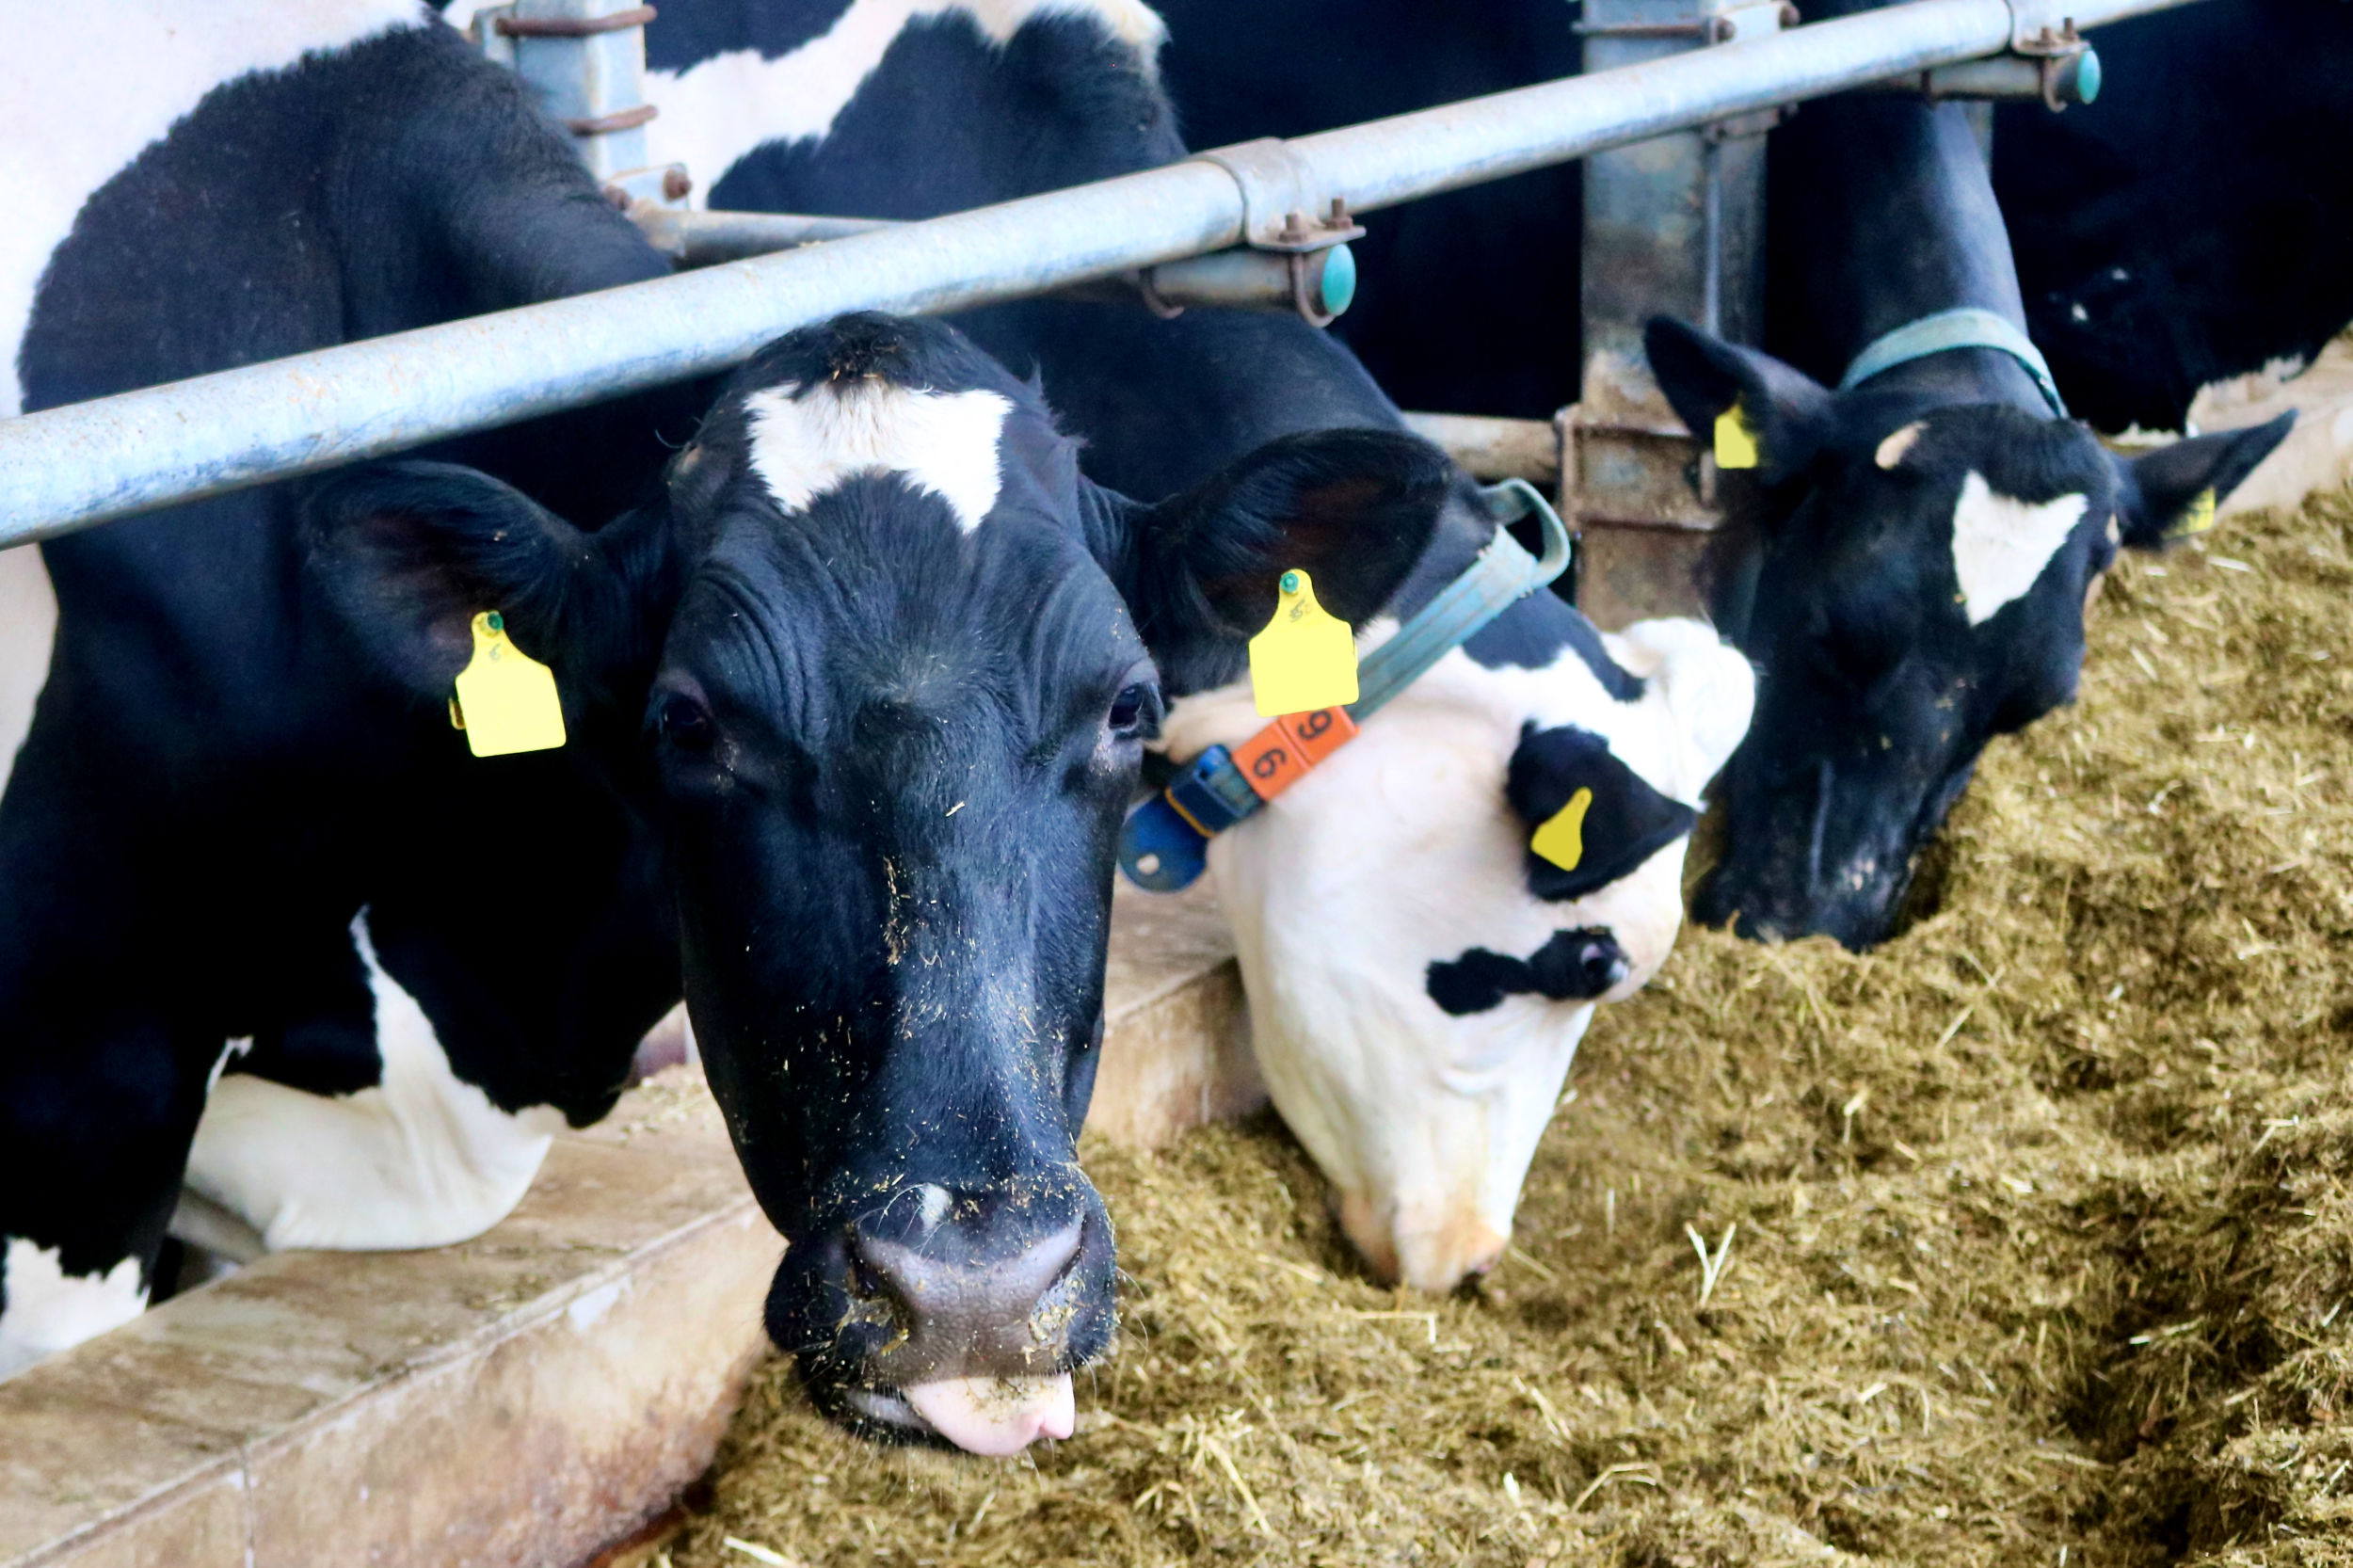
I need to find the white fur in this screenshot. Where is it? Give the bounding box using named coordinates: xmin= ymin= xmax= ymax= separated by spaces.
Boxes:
xmin=0 ymin=0 xmax=425 ymax=421
xmin=0 ymin=1238 xmax=147 ymax=1381
xmin=1949 ymin=471 xmax=2089 ymax=627
xmin=642 ymin=0 xmax=1165 ymax=206
xmin=182 ymin=912 xmax=564 ymax=1252
xmin=1162 ymin=616 xmax=1754 ymax=1292
xmin=0 ymin=545 xmax=56 ymax=802
xmin=745 ymin=380 xmax=1011 ymax=531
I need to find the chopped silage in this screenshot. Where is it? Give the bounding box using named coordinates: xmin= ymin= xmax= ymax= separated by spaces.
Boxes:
xmin=671 ymin=483 xmax=2353 ymax=1568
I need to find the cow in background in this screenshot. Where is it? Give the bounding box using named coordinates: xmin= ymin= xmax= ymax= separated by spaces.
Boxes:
xmin=1147 ymin=0 xmax=2290 ymax=952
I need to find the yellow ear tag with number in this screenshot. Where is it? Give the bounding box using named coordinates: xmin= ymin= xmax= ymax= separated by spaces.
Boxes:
xmin=1714 ymin=403 xmax=1760 ymax=470
xmin=450 ymin=611 xmax=567 ymax=758
xmin=2168 ymin=486 xmax=2218 ymax=540
xmin=1530 ymin=787 xmax=1593 ymax=872
xmin=1248 ymin=568 xmax=1358 ymax=717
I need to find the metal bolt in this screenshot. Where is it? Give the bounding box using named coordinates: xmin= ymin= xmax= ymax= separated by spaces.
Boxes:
xmin=663 ymin=167 xmax=694 ymax=202
xmin=1711 ymin=15 xmax=1736 ymax=41
xmin=1779 ymin=2 xmax=1801 ymax=25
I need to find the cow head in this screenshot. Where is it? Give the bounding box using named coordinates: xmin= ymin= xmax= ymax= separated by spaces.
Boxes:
xmin=1647 ymin=316 xmax=2292 ymax=952
xmin=1161 ymin=581 xmax=1752 ymax=1292
xmin=303 ymin=312 xmax=1450 ymax=1451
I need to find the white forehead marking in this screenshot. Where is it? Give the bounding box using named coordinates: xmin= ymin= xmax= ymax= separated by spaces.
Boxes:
xmin=0 ymin=0 xmax=423 ymax=418
xmin=744 ymin=381 xmax=1012 ymax=533
xmin=644 ymin=0 xmax=1166 ymax=207
xmin=1948 ymin=471 xmax=2089 ymax=627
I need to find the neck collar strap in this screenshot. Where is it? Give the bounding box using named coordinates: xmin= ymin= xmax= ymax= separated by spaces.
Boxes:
xmin=1837 ymin=306 xmax=2069 ymax=420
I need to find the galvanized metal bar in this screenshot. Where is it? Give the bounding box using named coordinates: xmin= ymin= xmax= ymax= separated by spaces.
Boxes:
xmin=0 ymin=0 xmax=2209 ymax=547
xmin=1400 ymin=413 xmax=1561 ymax=486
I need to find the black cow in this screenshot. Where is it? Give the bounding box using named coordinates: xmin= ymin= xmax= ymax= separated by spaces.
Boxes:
xmin=1148 ymin=0 xmax=2291 ymax=950
xmin=1994 ymin=0 xmax=2353 ymax=434
xmin=0 ymin=5 xmax=1460 ymax=1453
xmin=1650 ymin=57 xmax=2289 ymax=948
xmin=630 ymin=0 xmax=1752 ymax=1294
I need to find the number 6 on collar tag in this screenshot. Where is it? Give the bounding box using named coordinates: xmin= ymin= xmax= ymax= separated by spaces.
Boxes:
xmin=1248 ymin=568 xmax=1358 ymax=717
xmin=450 ymin=611 xmax=567 ymax=758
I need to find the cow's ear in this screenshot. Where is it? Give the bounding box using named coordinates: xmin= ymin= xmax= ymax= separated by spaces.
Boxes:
xmin=1505 ymin=723 xmax=1698 ymax=903
xmin=2113 ymin=413 xmax=2295 ymax=549
xmin=1096 ymin=428 xmax=1459 ymax=696
xmin=1644 ymin=315 xmax=1835 ymax=487
xmin=302 ymin=460 xmax=664 ymax=709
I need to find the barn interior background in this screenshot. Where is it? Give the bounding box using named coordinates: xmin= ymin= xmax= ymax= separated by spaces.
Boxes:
xmin=1 ymin=0 xmax=2348 ymax=1564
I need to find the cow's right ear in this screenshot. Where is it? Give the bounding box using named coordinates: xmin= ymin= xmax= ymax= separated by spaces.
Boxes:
xmin=1645 ymin=316 xmax=1836 ymax=487
xmin=1088 ymin=427 xmax=1461 ymax=696
xmin=302 ymin=459 xmax=664 ymax=710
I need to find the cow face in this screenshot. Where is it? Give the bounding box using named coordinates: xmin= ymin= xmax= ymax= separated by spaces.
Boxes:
xmin=1647 ymin=317 xmax=2293 ymax=951
xmin=1161 ymin=600 xmax=1752 ymax=1293
xmin=303 ymin=313 xmax=1450 ymax=1451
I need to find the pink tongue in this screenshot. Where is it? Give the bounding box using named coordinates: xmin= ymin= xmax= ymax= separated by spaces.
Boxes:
xmin=904 ymin=1373 xmax=1076 ymax=1457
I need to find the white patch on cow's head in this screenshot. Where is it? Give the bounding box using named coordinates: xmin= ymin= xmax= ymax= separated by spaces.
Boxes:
xmin=0 ymin=1237 xmax=148 ymax=1380
xmin=1 ymin=0 xmax=424 ymax=419
xmin=643 ymin=0 xmax=1167 ymax=209
xmin=1876 ymin=421 xmax=1926 ymax=471
xmin=0 ymin=544 xmax=57 ymax=802
xmin=1164 ymin=614 xmax=1753 ymax=1293
xmin=1948 ymin=471 xmax=2089 ymax=627
xmin=183 ymin=911 xmax=563 ymax=1253
xmin=744 ymin=380 xmax=1011 ymax=532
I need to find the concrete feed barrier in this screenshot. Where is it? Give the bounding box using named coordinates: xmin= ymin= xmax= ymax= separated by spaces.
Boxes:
xmin=0 ymin=879 xmax=1251 ymax=1568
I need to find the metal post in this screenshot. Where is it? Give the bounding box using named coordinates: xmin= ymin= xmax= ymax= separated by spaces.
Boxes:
xmin=0 ymin=0 xmax=2211 ymax=546
xmin=472 ymin=0 xmax=689 ymax=206
xmin=1568 ymin=0 xmax=1785 ymax=630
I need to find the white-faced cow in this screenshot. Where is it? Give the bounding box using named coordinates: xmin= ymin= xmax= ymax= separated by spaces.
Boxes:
xmin=613 ymin=0 xmax=1754 ymax=1293
xmin=0 ymin=3 xmax=1468 ymax=1458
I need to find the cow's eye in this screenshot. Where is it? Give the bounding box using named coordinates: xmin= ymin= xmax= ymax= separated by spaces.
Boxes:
xmin=658 ymin=693 xmax=715 ymax=752
xmin=1108 ymin=681 xmax=1161 ymax=741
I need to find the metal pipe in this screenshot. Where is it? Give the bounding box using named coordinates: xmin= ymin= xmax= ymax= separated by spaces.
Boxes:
xmin=0 ymin=0 xmax=2206 ymax=546
xmin=634 ymin=207 xmax=1355 ymax=318
xmin=1860 ymin=48 xmax=2101 ymax=104
xmin=1401 ymin=413 xmax=1561 ymax=486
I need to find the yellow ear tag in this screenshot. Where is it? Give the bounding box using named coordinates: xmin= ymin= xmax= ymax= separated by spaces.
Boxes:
xmin=2168 ymin=487 xmax=2218 ymax=539
xmin=450 ymin=611 xmax=567 ymax=758
xmin=1714 ymin=404 xmax=1760 ymax=471
xmin=1248 ymin=568 xmax=1359 ymax=717
xmin=1530 ymin=787 xmax=1593 ymax=872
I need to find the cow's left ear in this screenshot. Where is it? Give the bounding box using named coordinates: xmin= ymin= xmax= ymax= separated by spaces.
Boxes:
xmin=1092 ymin=427 xmax=1459 ymax=696
xmin=2113 ymin=412 xmax=2295 ymax=549
xmin=302 ymin=459 xmax=665 ymax=711
xmin=1505 ymin=723 xmax=1698 ymax=903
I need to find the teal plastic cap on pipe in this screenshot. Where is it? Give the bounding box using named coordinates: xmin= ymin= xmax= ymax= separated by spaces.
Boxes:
xmin=2073 ymin=46 xmax=2102 ymax=104
xmin=1321 ymin=243 xmax=1357 ymax=317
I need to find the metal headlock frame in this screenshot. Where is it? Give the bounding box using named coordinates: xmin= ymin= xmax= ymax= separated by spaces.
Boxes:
xmin=0 ymin=0 xmax=2207 ymax=550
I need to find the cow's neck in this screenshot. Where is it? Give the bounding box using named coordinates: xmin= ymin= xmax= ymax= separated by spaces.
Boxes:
xmin=1775 ymin=96 xmax=2046 ymax=415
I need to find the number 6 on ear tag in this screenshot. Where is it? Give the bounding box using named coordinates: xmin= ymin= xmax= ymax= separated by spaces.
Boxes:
xmin=1248 ymin=569 xmax=1358 ymax=717
xmin=450 ymin=611 xmax=567 ymax=758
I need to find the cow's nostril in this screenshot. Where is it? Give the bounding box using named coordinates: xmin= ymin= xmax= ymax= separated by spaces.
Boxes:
xmin=1579 ymin=941 xmax=1630 ymax=993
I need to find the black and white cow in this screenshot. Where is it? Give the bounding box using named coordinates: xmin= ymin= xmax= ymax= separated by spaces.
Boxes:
xmin=1994 ymin=0 xmax=2353 ymax=435
xmin=0 ymin=2 xmax=1471 ymax=1453
xmin=1148 ymin=0 xmax=2292 ymax=952
xmin=1650 ymin=55 xmax=2291 ymax=949
xmin=616 ymin=0 xmax=1753 ymax=1291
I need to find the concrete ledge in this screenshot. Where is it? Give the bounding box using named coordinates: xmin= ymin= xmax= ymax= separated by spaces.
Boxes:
xmin=0 ymin=876 xmax=1251 ymax=1568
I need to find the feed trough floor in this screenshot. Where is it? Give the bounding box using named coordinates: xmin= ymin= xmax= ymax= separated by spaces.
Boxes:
xmin=671 ymin=488 xmax=2353 ymax=1567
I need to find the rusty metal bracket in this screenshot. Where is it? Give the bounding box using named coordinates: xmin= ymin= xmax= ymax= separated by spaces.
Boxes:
xmin=493 ymin=4 xmax=657 ymax=36
xmin=1191 ymin=139 xmax=1366 ymax=253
